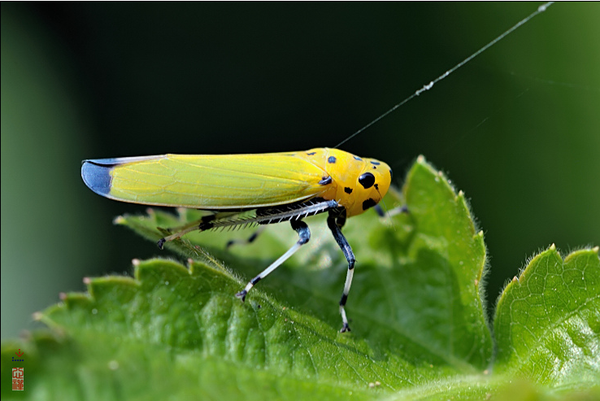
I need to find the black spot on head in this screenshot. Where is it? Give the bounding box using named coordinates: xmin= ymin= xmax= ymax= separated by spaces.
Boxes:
xmin=374 ymin=183 xmax=379 ymax=190
xmin=370 ymin=161 xmax=381 ymax=165
xmin=328 ymin=156 xmax=336 ymax=164
xmin=362 ymin=198 xmax=377 ymax=211
xmin=306 ymin=151 xmax=316 ymax=155
xmin=319 ymin=176 xmax=333 ymax=185
xmin=344 ymin=187 xmax=353 ymax=194
xmin=358 ymin=172 xmax=375 ymax=189
xmin=353 ymin=156 xmax=362 ymax=161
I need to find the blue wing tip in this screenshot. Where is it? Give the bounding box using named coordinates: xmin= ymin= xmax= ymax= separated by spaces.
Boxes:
xmin=81 ymin=160 xmax=113 ymax=196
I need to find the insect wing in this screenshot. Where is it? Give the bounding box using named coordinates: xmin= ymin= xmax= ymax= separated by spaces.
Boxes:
xmin=81 ymin=153 xmax=329 ymax=209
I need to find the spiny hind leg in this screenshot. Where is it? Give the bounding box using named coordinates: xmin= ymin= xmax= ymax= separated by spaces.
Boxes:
xmin=235 ymin=220 xmax=310 ymax=301
xmin=157 ymin=214 xmax=217 ymax=249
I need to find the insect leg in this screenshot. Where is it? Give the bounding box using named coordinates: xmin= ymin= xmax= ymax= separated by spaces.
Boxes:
xmin=157 ymin=214 xmax=217 ymax=249
xmin=235 ymin=219 xmax=310 ymax=302
xmin=374 ymin=204 xmax=386 ymax=217
xmin=374 ymin=204 xmax=409 ymax=218
xmin=226 ymin=226 xmax=267 ymax=249
xmin=327 ymin=211 xmax=356 ymax=333
xmin=385 ymin=204 xmax=409 ymax=218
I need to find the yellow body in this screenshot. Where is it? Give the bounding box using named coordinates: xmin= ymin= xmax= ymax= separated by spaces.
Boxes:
xmin=81 ymin=148 xmax=392 ymax=217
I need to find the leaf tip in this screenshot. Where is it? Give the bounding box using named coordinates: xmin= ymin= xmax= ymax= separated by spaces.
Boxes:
xmin=113 ymin=215 xmax=126 ymax=225
xmin=132 ymin=258 xmax=141 ymax=267
xmin=32 ymin=311 xmax=43 ymax=321
xmin=83 ymin=277 xmax=92 ymax=285
xmin=593 ymin=246 xmax=599 ymax=254
xmin=417 ymin=154 xmax=426 ymax=163
xmin=549 ymin=243 xmax=556 ymax=251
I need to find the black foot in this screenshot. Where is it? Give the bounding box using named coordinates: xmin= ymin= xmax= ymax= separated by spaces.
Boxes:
xmin=339 ymin=323 xmax=351 ymax=333
xmin=157 ymin=238 xmax=166 ymax=249
xmin=235 ymin=290 xmax=247 ymax=302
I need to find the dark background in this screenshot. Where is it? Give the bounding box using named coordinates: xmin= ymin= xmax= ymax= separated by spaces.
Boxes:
xmin=2 ymin=2 xmax=599 ymax=338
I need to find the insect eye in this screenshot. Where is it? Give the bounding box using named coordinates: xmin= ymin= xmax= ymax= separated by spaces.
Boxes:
xmin=358 ymin=172 xmax=375 ymax=189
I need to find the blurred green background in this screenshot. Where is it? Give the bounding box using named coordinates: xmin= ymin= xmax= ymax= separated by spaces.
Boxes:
xmin=2 ymin=2 xmax=598 ymax=339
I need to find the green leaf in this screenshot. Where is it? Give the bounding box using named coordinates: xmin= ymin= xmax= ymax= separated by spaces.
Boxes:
xmin=2 ymin=157 xmax=598 ymax=400
xmin=117 ymin=156 xmax=493 ymax=366
xmin=494 ymin=245 xmax=600 ymax=387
